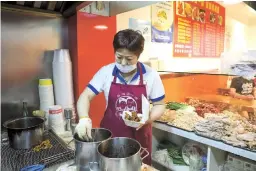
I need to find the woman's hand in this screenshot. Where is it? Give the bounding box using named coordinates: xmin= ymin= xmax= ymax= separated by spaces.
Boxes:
xmin=136 ymin=100 xmax=165 ymax=130
xmin=136 ymin=118 xmax=153 ymax=131
xmin=75 ymin=117 xmax=92 ymax=141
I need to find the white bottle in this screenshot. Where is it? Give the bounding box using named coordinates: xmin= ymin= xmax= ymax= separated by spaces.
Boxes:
xmin=39 ymin=78 xmax=55 ymax=127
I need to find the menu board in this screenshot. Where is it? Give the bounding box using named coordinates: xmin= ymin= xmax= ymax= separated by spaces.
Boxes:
xmin=173 ymin=1 xmax=225 ymax=57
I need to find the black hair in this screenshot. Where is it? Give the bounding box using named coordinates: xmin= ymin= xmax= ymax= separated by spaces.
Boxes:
xmin=113 ymin=29 xmax=145 ymax=56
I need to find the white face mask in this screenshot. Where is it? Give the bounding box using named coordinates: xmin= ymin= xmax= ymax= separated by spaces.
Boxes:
xmin=115 ymin=62 xmax=137 ymax=73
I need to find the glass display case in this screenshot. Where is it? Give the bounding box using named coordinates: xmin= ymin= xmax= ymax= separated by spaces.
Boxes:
xmin=159 ymin=72 xmax=255 ymax=150
xmin=151 ymin=72 xmax=256 ymax=171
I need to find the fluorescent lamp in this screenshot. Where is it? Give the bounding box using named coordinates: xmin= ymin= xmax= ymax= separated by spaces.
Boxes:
xmin=94 ymin=25 xmax=108 ymax=30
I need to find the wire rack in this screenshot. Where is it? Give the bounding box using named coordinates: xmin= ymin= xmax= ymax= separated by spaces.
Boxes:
xmin=1 ymin=130 xmax=75 ymax=171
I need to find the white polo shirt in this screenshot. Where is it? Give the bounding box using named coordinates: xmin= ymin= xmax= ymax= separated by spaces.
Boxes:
xmin=88 ymin=62 xmax=165 ymax=105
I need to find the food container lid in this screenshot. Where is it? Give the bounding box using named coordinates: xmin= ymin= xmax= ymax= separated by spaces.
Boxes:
xmin=39 ymin=79 xmax=52 ymax=86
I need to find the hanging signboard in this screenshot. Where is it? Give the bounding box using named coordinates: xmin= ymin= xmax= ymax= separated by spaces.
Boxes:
xmin=151 ymin=2 xmax=173 ymax=44
xmin=173 ymin=1 xmax=225 ymax=57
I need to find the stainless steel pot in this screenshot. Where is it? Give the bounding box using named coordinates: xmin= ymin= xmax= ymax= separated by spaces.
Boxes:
xmin=74 ymin=128 xmax=112 ymax=171
xmin=97 ymin=137 xmax=149 ymax=171
xmin=3 ymin=116 xmax=45 ymax=149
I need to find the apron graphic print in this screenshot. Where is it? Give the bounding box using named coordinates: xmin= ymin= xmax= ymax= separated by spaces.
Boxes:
xmin=115 ymin=93 xmax=138 ymax=118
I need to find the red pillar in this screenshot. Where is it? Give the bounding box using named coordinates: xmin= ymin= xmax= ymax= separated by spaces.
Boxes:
xmin=68 ymin=12 xmax=116 ymax=127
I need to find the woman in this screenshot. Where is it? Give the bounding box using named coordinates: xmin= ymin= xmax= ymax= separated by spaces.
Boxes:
xmin=75 ymin=29 xmax=165 ymax=165
xmin=230 ymin=75 xmax=256 ymax=100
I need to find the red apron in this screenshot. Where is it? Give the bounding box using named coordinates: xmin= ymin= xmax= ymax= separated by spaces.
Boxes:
xmin=100 ymin=63 xmax=152 ymax=165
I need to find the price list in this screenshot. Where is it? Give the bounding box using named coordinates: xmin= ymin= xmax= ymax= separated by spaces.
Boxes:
xmin=192 ymin=22 xmax=201 ymax=56
xmin=173 ymin=1 xmax=225 ymax=58
xmin=205 ymin=24 xmax=217 ymax=57
xmin=174 ymin=17 xmax=192 ymax=56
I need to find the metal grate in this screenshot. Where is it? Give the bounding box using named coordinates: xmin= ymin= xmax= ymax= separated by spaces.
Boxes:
xmin=1 ymin=130 xmax=75 ymax=171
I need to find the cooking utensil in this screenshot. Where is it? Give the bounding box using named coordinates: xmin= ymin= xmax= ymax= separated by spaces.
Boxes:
xmin=74 ymin=128 xmax=112 ymax=171
xmin=97 ymin=137 xmax=149 ymax=171
xmin=64 ymin=108 xmax=73 ymax=131
xmin=23 ymin=101 xmax=29 ymax=117
xmin=3 ymin=117 xmax=45 ymax=149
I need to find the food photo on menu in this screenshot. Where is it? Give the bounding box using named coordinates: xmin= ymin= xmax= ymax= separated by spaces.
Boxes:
xmin=176 ymin=1 xmax=185 ymax=16
xmin=184 ymin=2 xmax=192 ymax=18
xmin=192 ymin=6 xmax=200 ymax=21
xmin=218 ymin=15 xmax=223 ymax=26
xmin=210 ymin=12 xmax=216 ymax=24
xmin=199 ymin=9 xmax=206 ymax=23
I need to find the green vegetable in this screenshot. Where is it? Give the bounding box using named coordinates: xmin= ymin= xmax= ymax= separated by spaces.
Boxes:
xmin=158 ymin=140 xmax=187 ymax=165
xmin=172 ymin=158 xmax=187 ymax=165
xmin=166 ymin=102 xmax=188 ymax=110
xmin=167 ymin=147 xmax=187 ymax=165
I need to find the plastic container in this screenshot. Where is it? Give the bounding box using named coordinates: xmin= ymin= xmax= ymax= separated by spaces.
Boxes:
xmin=121 ymin=111 xmax=144 ymax=128
xmin=48 ymin=105 xmax=65 ymax=134
xmin=39 ymin=78 xmax=54 ymax=126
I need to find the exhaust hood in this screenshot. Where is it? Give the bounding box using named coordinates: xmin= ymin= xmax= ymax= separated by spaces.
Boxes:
xmin=78 ymin=1 xmax=159 ymax=16
xmin=2 ymin=1 xmax=255 ymax=18
xmin=1 ymin=1 xmax=159 ymax=18
xmin=1 ymin=1 xmax=85 ymax=18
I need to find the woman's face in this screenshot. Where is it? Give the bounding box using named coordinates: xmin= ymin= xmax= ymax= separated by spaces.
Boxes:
xmin=115 ymin=48 xmax=138 ymax=66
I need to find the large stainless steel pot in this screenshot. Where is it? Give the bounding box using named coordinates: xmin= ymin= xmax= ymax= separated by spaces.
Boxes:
xmin=97 ymin=137 xmax=149 ymax=171
xmin=74 ymin=128 xmax=112 ymax=171
xmin=3 ymin=117 xmax=45 ymax=149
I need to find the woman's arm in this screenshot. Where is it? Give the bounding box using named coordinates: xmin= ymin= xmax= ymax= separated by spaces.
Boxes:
xmin=149 ymin=100 xmax=165 ymax=122
xmin=230 ymin=88 xmax=254 ymax=100
xmin=77 ymin=87 xmax=97 ymax=118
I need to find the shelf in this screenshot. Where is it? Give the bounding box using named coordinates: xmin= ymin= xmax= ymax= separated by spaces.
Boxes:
xmin=152 ymin=158 xmax=189 ymax=171
xmin=153 ymin=122 xmax=256 ymax=161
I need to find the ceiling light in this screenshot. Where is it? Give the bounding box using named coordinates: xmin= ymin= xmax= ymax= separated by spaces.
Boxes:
xmin=94 ymin=25 xmax=108 ymax=30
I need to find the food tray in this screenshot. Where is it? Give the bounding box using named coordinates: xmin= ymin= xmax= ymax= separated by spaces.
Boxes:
xmin=1 ymin=130 xmax=75 ymax=171
xmin=155 ymin=120 xmax=168 ymax=124
xmin=222 ymin=141 xmax=256 ymax=152
xmin=167 ymin=123 xmax=194 ymax=132
xmin=194 ymin=132 xmax=222 ymax=142
xmin=122 ymin=111 xmax=145 ymax=128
